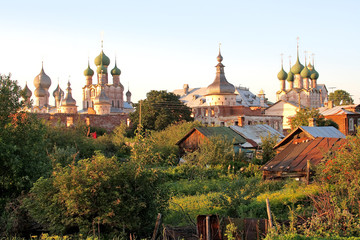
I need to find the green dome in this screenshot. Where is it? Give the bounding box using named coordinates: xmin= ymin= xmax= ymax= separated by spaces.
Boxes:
xmin=291 ymin=57 xmax=304 ymax=74
xmin=310 ymin=67 xmax=319 ymax=80
xmin=277 ymin=66 xmax=288 ymax=80
xmin=300 ymin=65 xmax=311 ymax=78
xmin=287 ymin=69 xmax=294 ymax=82
xmin=111 ymin=62 xmax=121 ymax=76
xmin=84 ymin=64 xmax=94 ymax=77
xmin=94 ymin=50 xmax=110 ymax=66
xmin=97 ymin=64 xmax=107 ymax=74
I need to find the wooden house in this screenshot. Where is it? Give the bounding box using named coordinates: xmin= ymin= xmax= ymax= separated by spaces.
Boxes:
xmin=176 ymin=127 xmax=246 ymax=156
xmin=262 ymin=126 xmax=347 ymax=181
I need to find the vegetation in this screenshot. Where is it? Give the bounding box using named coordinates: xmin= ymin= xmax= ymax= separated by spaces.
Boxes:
xmin=329 ymin=89 xmax=354 ymax=106
xmin=2 ymin=75 xmax=360 ymax=238
xmin=289 ymin=108 xmax=338 ymax=130
xmin=129 ymin=90 xmax=193 ymax=132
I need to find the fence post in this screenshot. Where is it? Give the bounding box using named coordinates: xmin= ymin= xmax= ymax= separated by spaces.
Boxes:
xmin=206 ymin=215 xmax=212 ymax=240
xmin=306 ymin=160 xmax=310 ymax=185
xmin=266 ymin=198 xmax=273 ymax=229
xmin=152 ymin=213 xmax=162 ymax=240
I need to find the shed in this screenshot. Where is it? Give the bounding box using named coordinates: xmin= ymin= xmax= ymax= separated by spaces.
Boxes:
xmin=262 ymin=137 xmax=347 ymax=181
xmin=274 ymin=126 xmax=346 ymax=152
xmin=176 ymin=127 xmax=246 ymax=155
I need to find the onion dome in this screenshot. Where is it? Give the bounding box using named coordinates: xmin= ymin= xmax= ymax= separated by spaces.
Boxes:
xmin=34 ymin=62 xmax=52 ymax=89
xmin=277 ymin=66 xmax=288 ymax=80
xmin=53 ymin=83 xmax=64 ymax=100
xmin=61 ymin=81 xmax=76 ymax=106
xmin=286 ymin=68 xmax=294 ymax=82
xmin=300 ymin=65 xmax=311 ymax=78
xmin=291 ymin=44 xmax=304 ymax=74
xmin=310 ymin=66 xmax=319 ymax=80
xmin=84 ymin=61 xmax=94 ymax=76
xmin=307 ymin=62 xmax=313 ymax=71
xmin=259 ymin=89 xmax=264 ymax=95
xmin=23 ymin=82 xmax=32 ymax=98
xmin=94 ymin=50 xmax=110 ymax=67
xmin=206 ymin=50 xmax=235 ymax=95
xmin=94 ymin=87 xmax=110 ymax=104
xmin=111 ymin=60 xmax=121 ymax=76
xmin=291 ymin=57 xmax=304 ymax=74
xmin=34 ymin=86 xmax=46 ymax=97
xmin=97 ymin=63 xmax=107 ymax=74
xmin=126 ymin=89 xmax=131 ymax=97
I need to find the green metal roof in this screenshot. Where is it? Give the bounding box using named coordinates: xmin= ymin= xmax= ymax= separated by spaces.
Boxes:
xmin=195 ymin=127 xmax=246 ymax=144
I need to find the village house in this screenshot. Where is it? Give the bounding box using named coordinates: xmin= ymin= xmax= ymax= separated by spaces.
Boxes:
xmin=262 ymin=125 xmax=346 ymax=181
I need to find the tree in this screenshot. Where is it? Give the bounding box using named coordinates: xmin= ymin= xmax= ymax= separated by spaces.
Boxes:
xmin=288 ymin=108 xmax=338 ymax=130
xmin=0 ymin=74 xmax=26 ymax=125
xmin=259 ymin=133 xmax=279 ymax=164
xmin=328 ymin=89 xmax=354 ymax=106
xmin=24 ymin=153 xmax=168 ymax=236
xmin=0 ymin=75 xmax=51 ymax=210
xmin=129 ymin=90 xmax=193 ymax=132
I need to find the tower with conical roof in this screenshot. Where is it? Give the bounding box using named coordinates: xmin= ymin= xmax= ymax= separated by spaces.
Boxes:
xmin=205 ymin=47 xmax=237 ymax=106
xmin=22 ymin=82 xmax=32 ymax=104
xmin=53 ymin=80 xmax=64 ymax=108
xmin=61 ymin=81 xmax=77 ymax=114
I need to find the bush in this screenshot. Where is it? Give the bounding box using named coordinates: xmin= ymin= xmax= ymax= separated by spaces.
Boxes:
xmin=24 ymin=153 xmax=168 ymax=237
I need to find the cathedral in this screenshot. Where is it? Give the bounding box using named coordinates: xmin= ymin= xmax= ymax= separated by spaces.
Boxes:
xmin=23 ymin=42 xmax=133 ymax=115
xmin=276 ymin=42 xmax=328 ymax=108
xmin=80 ymin=42 xmax=133 ymax=115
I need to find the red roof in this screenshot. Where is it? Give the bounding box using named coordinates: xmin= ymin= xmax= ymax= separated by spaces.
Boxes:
xmin=262 ymin=137 xmax=347 ymax=173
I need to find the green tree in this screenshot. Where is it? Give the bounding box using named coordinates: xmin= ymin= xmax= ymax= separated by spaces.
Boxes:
xmin=131 ymin=121 xmax=202 ymax=166
xmin=328 ymin=89 xmax=354 ymax=106
xmin=129 ymin=90 xmax=193 ymax=132
xmin=260 ymin=132 xmax=279 ymax=164
xmin=288 ymin=108 xmax=338 ymax=130
xmin=0 ymin=74 xmax=26 ymax=125
xmin=0 ymin=75 xmax=51 ymax=209
xmin=24 ymin=153 xmax=168 ymax=236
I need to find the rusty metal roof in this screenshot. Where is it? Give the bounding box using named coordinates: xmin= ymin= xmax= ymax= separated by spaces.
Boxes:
xmin=262 ymin=137 xmax=348 ymax=173
xmin=274 ymin=126 xmax=345 ymax=149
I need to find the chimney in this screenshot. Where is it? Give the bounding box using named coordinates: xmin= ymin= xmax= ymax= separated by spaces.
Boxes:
xmin=308 ymin=118 xmax=316 ymax=127
xmin=183 ymin=84 xmax=189 ymax=95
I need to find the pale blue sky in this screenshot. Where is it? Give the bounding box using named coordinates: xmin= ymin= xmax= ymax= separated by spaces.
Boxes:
xmin=1 ymin=0 xmax=359 ymax=105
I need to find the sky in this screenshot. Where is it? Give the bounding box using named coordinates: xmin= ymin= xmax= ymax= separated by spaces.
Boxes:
xmin=1 ymin=0 xmax=360 ymax=106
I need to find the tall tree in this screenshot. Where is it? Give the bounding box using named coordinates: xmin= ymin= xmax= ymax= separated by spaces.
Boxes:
xmin=288 ymin=108 xmax=338 ymax=130
xmin=0 ymin=74 xmax=26 ymax=125
xmin=0 ymin=75 xmax=50 ymax=211
xmin=328 ymin=89 xmax=354 ymax=106
xmin=129 ymin=90 xmax=193 ymax=132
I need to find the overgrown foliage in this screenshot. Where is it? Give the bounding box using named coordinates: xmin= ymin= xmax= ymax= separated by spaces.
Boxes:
xmin=24 ymin=153 xmax=168 ymax=237
xmin=183 ymin=135 xmax=246 ymax=171
xmin=130 ymin=121 xmax=201 ymax=166
xmin=259 ymin=132 xmax=279 ymax=164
